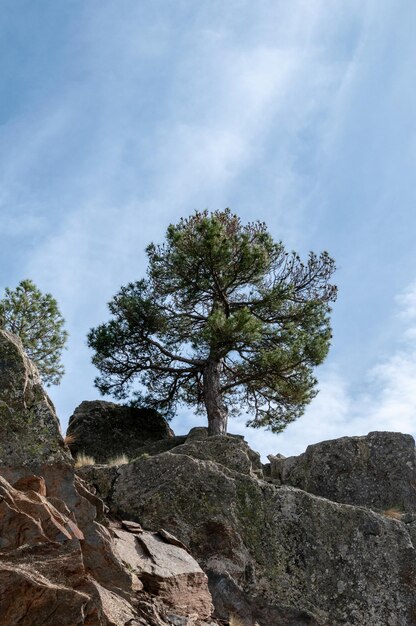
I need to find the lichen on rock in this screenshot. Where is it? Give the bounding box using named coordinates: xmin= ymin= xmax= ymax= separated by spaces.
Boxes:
xmin=67 ymin=400 xmax=175 ymax=464
xmin=0 ymin=329 xmax=71 ymax=486
xmin=81 ymin=432 xmax=416 ymax=625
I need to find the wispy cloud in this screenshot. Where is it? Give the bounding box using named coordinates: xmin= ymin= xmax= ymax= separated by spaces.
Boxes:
xmin=0 ymin=1 xmax=384 ymax=436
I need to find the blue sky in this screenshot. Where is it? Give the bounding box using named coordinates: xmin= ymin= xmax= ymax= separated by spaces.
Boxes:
xmin=2 ymin=0 xmax=416 ymax=459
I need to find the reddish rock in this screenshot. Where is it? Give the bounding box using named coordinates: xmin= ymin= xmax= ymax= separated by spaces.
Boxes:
xmin=114 ymin=527 xmax=213 ymax=620
xmin=0 ymin=474 xmax=138 ymax=626
xmin=13 ymin=474 xmax=47 ymax=495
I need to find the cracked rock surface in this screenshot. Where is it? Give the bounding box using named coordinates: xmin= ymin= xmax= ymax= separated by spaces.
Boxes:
xmin=0 ymin=330 xmax=219 ymax=626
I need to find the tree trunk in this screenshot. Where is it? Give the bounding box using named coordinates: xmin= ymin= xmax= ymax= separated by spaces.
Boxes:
xmin=203 ymin=360 xmax=228 ymax=436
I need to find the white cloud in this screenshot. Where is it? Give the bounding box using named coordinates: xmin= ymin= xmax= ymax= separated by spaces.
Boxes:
xmin=1 ymin=2 xmax=378 ymax=439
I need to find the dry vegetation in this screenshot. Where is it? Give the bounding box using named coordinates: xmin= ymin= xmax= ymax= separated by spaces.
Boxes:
xmin=63 ymin=432 xmax=77 ymax=446
xmin=383 ymin=507 xmax=403 ymax=520
xmin=107 ymin=454 xmax=129 ymax=466
xmin=74 ymin=452 xmax=96 ymax=467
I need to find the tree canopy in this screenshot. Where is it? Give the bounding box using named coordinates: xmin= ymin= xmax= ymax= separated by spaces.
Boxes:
xmin=0 ymin=279 xmax=68 ymax=386
xmin=88 ymin=209 xmax=337 ymax=435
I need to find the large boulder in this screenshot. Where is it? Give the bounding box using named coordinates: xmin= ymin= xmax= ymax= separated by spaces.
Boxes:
xmin=67 ymin=400 xmax=174 ymax=463
xmin=81 ymin=437 xmax=416 ymax=626
xmin=269 ymin=431 xmax=416 ymax=513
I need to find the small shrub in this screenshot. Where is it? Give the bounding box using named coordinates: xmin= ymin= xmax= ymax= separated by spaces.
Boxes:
xmin=107 ymin=453 xmax=129 ymax=466
xmin=74 ymin=452 xmax=96 ymax=467
xmin=383 ymin=507 xmax=403 ymax=520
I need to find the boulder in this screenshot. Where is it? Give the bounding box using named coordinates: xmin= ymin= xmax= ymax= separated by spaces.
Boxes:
xmin=114 ymin=527 xmax=213 ymax=619
xmin=271 ymin=431 xmax=416 ymax=513
xmin=67 ymin=400 xmax=174 ymax=463
xmin=83 ymin=439 xmax=416 ymax=625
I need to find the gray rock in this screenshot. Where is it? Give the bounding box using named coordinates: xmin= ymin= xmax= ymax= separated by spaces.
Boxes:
xmin=276 ymin=431 xmax=416 ymax=512
xmin=131 ymin=435 xmax=188 ymax=459
xmin=66 ymin=400 xmax=174 ymax=463
xmin=171 ymin=433 xmax=263 ymax=477
xmin=209 ymin=572 xmax=321 ymax=626
xmin=86 ymin=442 xmax=416 ymax=625
xmin=267 ymin=453 xmax=286 ymax=482
xmin=186 ymin=427 xmax=209 ymax=441
xmin=0 ymin=329 xmax=72 ymax=494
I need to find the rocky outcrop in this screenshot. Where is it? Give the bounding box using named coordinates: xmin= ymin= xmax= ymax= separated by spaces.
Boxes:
xmin=268 ymin=431 xmax=416 ymax=512
xmin=0 ymin=474 xmax=137 ymax=626
xmin=7 ymin=324 xmax=416 ymax=625
xmin=0 ymin=329 xmax=72 ymax=488
xmin=67 ymin=400 xmax=174 ymax=463
xmin=77 ymin=430 xmax=263 ymax=502
xmin=81 ymin=433 xmax=416 ymax=626
xmin=0 ymin=330 xmax=218 ymax=626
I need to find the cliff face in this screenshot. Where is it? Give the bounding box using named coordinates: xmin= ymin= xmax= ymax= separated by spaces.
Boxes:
xmin=268 ymin=430 xmax=416 ymax=513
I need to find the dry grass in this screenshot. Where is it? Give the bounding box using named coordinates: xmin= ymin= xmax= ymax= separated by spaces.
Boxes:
xmin=229 ymin=615 xmax=245 ymax=626
xmin=63 ymin=432 xmax=77 ymax=446
xmin=383 ymin=507 xmax=403 ymax=520
xmin=74 ymin=452 xmax=96 ymax=467
xmin=107 ymin=454 xmax=129 ymax=466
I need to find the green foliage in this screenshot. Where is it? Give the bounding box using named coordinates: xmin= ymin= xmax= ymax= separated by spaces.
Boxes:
xmin=0 ymin=279 xmax=68 ymax=386
xmin=88 ymin=209 xmax=337 ymax=433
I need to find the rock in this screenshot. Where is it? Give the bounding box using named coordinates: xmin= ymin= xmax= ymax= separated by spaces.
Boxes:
xmin=0 ymin=473 xmax=137 ymax=626
xmin=114 ymin=527 xmax=213 ymax=620
xmin=275 ymin=431 xmax=416 ymax=512
xmin=157 ymin=528 xmax=189 ymax=553
xmin=130 ymin=435 xmax=188 ymax=458
xmin=88 ymin=442 xmax=416 ymax=625
xmin=170 ymin=433 xmax=263 ymax=477
xmin=0 ymin=330 xmax=218 ymax=626
xmin=209 ymin=572 xmax=321 ymax=626
xmin=122 ymin=519 xmax=144 ymax=533
xmin=77 ymin=463 xmax=120 ymax=501
xmin=185 ymin=427 xmax=209 ymax=441
xmin=266 ymin=452 xmax=286 ymax=481
xmin=66 ymin=400 xmax=174 ymax=463
xmin=0 ymin=330 xmax=72 ymax=487
xmin=13 ymin=474 xmax=47 ymax=495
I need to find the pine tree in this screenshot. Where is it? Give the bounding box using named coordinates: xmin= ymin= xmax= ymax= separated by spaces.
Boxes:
xmin=0 ymin=279 xmax=68 ymax=386
xmin=88 ymin=209 xmax=337 ymax=435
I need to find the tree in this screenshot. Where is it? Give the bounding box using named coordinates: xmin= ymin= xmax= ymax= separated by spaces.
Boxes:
xmin=88 ymin=209 xmax=337 ymax=436
xmin=0 ymin=279 xmax=68 ymax=386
